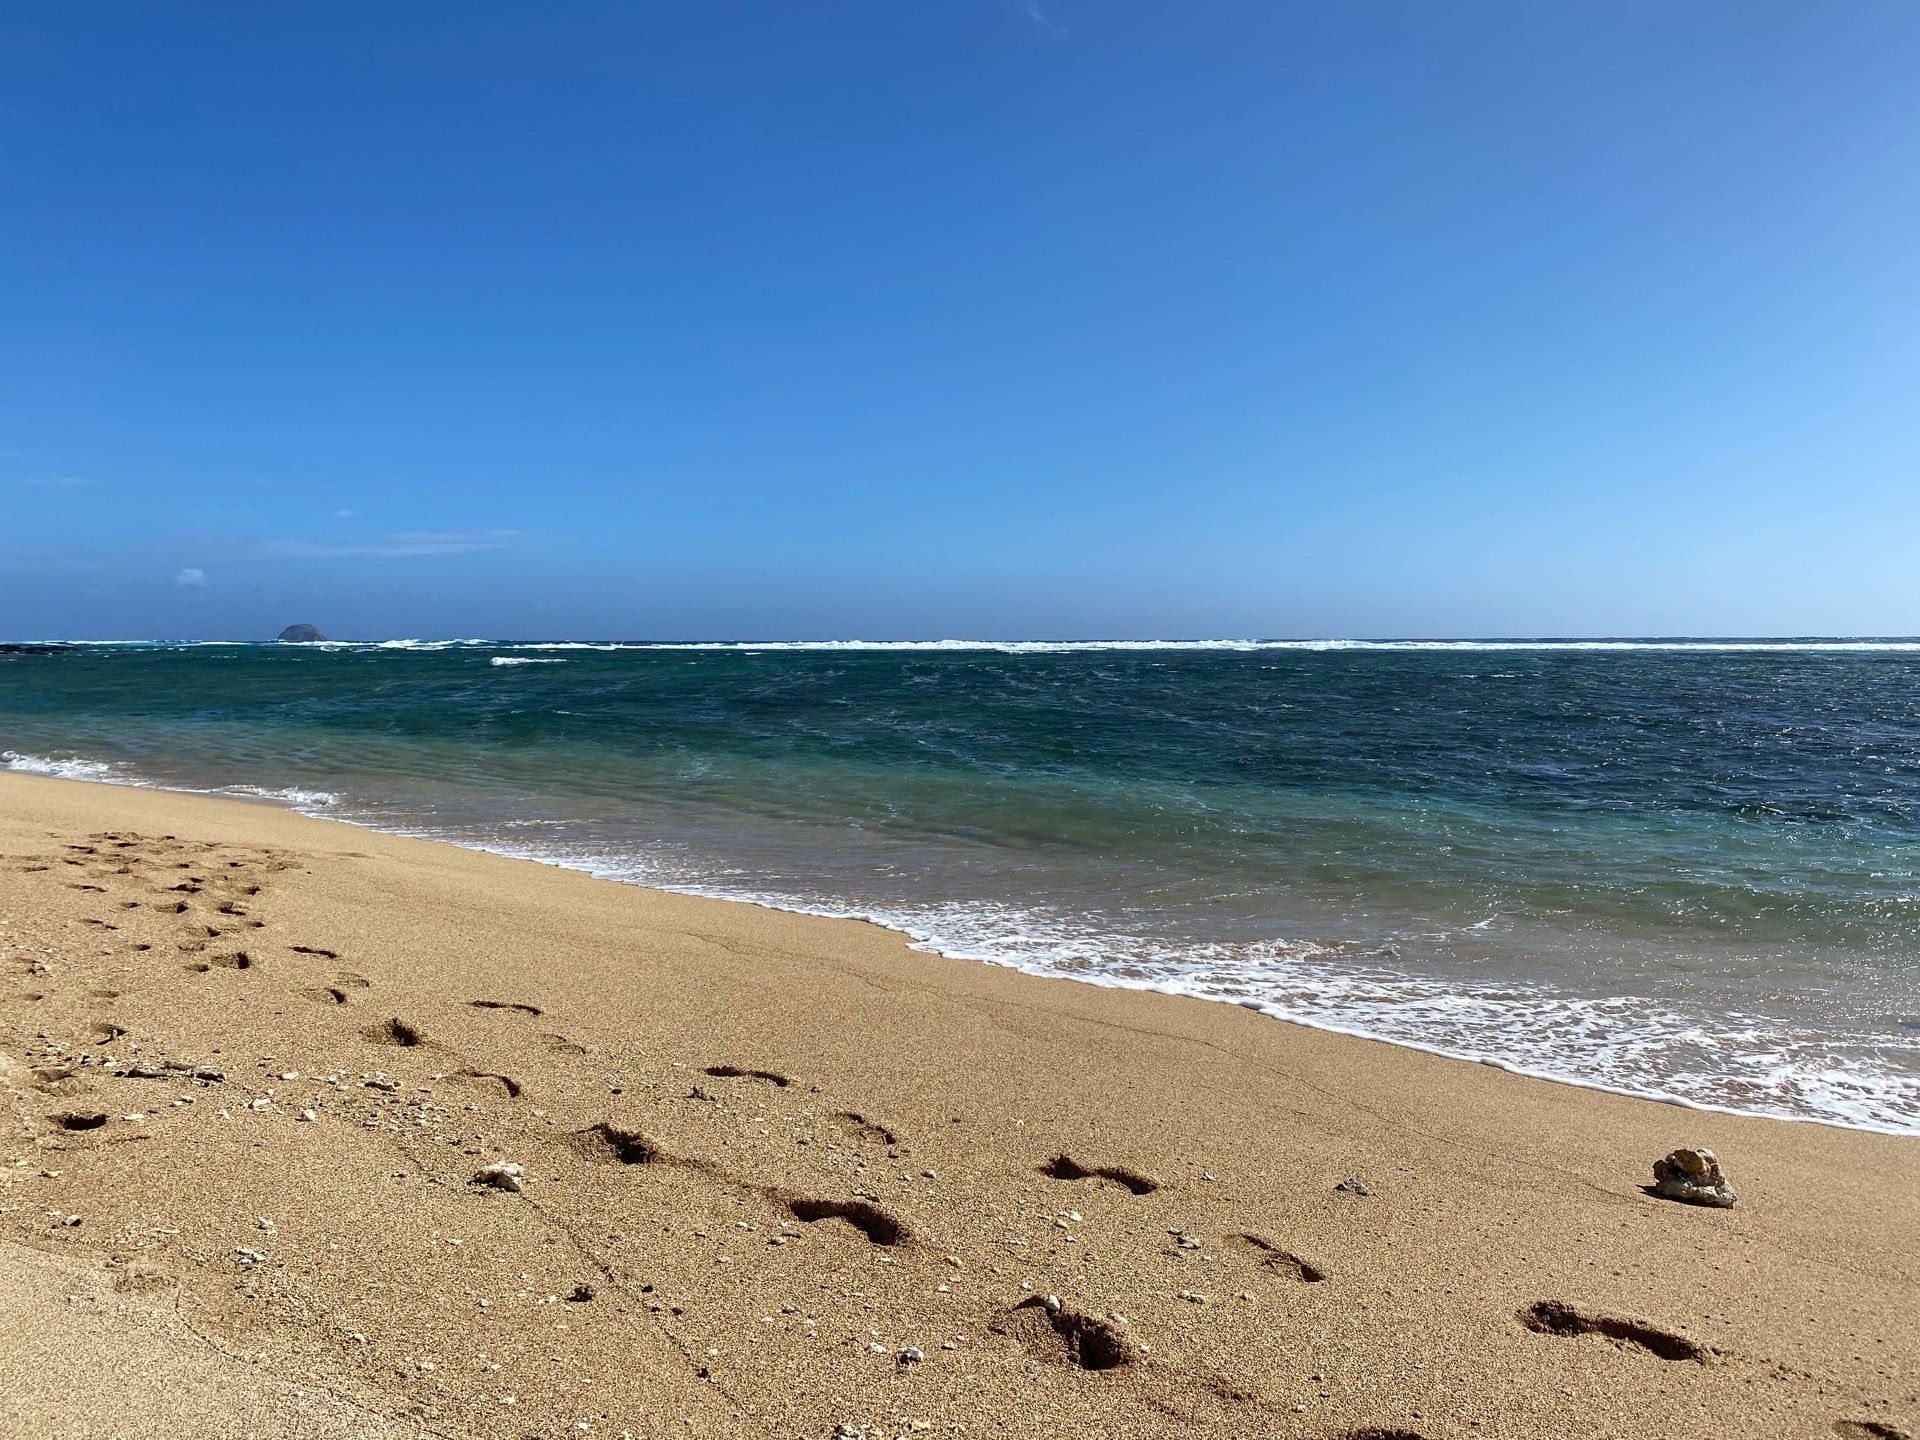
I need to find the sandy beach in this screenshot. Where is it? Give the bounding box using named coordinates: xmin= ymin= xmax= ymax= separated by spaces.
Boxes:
xmin=1 ymin=768 xmax=1914 ymax=1440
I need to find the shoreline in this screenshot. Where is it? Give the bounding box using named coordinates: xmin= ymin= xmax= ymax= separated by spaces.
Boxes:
xmin=2 ymin=770 xmax=1916 ymax=1439
xmin=7 ymin=755 xmax=1912 ymax=1139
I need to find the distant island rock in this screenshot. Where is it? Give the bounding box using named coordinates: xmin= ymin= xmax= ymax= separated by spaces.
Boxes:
xmin=276 ymin=624 xmax=329 ymax=643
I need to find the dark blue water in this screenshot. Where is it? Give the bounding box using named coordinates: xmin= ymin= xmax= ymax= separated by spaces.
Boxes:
xmin=4 ymin=639 xmax=1917 ymax=1131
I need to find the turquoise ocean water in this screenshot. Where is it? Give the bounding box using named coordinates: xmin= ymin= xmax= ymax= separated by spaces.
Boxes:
xmin=4 ymin=639 xmax=1917 ymax=1133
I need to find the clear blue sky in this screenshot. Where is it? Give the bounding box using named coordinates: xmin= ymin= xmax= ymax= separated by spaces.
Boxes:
xmin=5 ymin=3 xmax=1919 ymax=640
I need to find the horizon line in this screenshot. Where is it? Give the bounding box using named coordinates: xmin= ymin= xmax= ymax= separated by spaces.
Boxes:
xmin=15 ymin=635 xmax=1920 ymax=652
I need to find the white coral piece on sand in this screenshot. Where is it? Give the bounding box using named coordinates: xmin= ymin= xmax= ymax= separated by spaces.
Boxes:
xmin=473 ymin=1160 xmax=526 ymax=1193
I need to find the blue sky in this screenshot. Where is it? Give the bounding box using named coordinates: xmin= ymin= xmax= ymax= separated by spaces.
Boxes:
xmin=4 ymin=2 xmax=1919 ymax=640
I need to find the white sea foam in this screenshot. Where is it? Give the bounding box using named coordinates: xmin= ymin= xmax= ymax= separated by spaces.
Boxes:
xmin=288 ymin=638 xmax=497 ymax=651
xmin=209 ymin=783 xmax=341 ymax=808
xmin=489 ymin=656 xmax=568 ymax=666
xmin=3 ymin=750 xmax=125 ymax=782
xmin=626 ymin=638 xmax=1920 ymax=654
xmin=392 ymin=637 xmax=1920 ymax=654
xmin=4 ymin=751 xmax=337 ymax=811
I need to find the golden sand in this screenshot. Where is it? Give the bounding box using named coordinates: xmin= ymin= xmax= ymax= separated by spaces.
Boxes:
xmin=1 ymin=771 xmax=1914 ymax=1440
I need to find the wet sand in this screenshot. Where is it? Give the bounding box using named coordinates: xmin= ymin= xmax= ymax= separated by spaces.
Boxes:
xmin=1 ymin=769 xmax=1915 ymax=1440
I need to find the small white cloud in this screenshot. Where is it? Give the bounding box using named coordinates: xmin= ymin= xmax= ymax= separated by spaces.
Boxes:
xmin=334 ymin=509 xmax=355 ymax=518
xmin=1025 ymin=0 xmax=1067 ymax=36
xmin=174 ymin=567 xmax=207 ymax=588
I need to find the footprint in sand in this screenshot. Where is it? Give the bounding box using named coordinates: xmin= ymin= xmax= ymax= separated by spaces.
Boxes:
xmin=1039 ymin=1154 xmax=1161 ymax=1195
xmin=451 ymin=1069 xmax=524 ymax=1099
xmin=47 ymin=1111 xmax=109 ymax=1132
xmin=829 ymin=1111 xmax=899 ymax=1145
xmin=299 ymin=972 xmax=361 ymax=996
xmin=570 ymin=1122 xmax=661 ymax=1165
xmin=471 ymin=999 xmax=543 ymax=1016
xmin=539 ymin=1033 xmax=589 ymax=1055
xmin=993 ymin=1297 xmax=1134 ymax=1371
xmin=1223 ymin=1232 xmax=1327 ymax=1283
xmin=1834 ymin=1423 xmax=1916 ymax=1439
xmin=209 ymin=952 xmax=254 ymax=970
xmin=784 ymin=1197 xmax=909 ymax=1247
xmin=702 ymin=1064 xmax=790 ymax=1088
xmin=1519 ymin=1301 xmax=1707 ymax=1362
xmin=365 ymin=1017 xmax=427 ymax=1047
xmin=290 ymin=945 xmax=339 ymax=959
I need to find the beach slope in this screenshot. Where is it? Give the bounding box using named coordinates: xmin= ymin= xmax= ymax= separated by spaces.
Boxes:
xmin=1 ymin=771 xmax=1913 ymax=1439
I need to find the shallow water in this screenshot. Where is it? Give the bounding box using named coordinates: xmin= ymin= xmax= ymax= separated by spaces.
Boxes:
xmin=4 ymin=639 xmax=1917 ymax=1132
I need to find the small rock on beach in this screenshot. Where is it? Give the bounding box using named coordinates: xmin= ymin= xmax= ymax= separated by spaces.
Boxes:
xmin=1652 ymin=1147 xmax=1736 ymax=1208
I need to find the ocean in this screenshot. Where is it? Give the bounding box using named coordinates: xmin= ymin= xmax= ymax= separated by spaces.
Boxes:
xmin=4 ymin=638 xmax=1917 ymax=1133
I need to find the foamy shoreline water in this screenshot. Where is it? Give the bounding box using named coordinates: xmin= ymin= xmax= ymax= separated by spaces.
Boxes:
xmin=3 ymin=748 xmax=343 ymax=811
xmin=6 ymin=745 xmax=1915 ymax=1137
